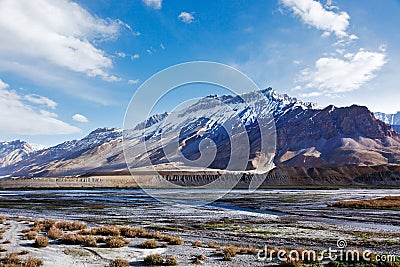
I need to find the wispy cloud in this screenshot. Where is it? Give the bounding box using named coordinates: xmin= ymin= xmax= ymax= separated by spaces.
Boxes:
xmin=178 ymin=12 xmax=195 ymax=24
xmin=24 ymin=94 xmax=57 ymax=109
xmin=298 ymin=49 xmax=387 ymax=94
xmin=72 ymin=114 xmax=89 ymax=123
xmin=280 ymin=0 xmax=351 ymax=38
xmin=0 ymin=79 xmax=80 ymax=135
xmin=128 ymin=79 xmax=140 ymax=84
xmin=143 ymin=0 xmax=162 ymax=10
xmin=0 ymin=0 xmax=123 ymax=82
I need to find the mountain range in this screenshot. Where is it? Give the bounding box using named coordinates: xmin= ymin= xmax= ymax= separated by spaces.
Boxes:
xmin=374 ymin=112 xmax=400 ymax=133
xmin=1 ymin=88 xmax=400 ymax=178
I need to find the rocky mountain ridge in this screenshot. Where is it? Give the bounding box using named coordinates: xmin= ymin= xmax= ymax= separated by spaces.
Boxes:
xmin=1 ymin=88 xmax=399 ymax=178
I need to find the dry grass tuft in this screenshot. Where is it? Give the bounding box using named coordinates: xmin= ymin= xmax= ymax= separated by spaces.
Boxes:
xmin=55 ymin=221 xmax=86 ymax=231
xmin=140 ymin=239 xmax=159 ymax=249
xmin=207 ymin=242 xmax=220 ymax=249
xmin=143 ymin=254 xmax=163 ymax=266
xmin=164 ymin=255 xmax=178 ymax=266
xmin=108 ymin=258 xmax=129 ymax=267
xmin=222 ymin=245 xmax=237 ymax=261
xmin=34 ymin=237 xmax=49 ymax=248
xmin=105 ymin=237 xmax=129 ymax=248
xmin=192 ymin=240 xmax=202 ymax=247
xmin=331 ymin=196 xmax=400 ymax=209
xmin=161 ymin=235 xmax=183 ymax=245
xmin=47 ymin=227 xmax=62 ymax=240
xmin=90 ymin=226 xmax=120 ymax=236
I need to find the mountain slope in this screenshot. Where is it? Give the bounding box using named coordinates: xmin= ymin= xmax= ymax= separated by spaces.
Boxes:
xmin=0 ymin=140 xmax=36 ymax=169
xmin=1 ymin=88 xmax=400 ymax=177
xmin=374 ymin=111 xmax=400 ymax=133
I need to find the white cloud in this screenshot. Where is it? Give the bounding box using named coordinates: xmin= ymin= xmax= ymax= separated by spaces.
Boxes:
xmin=24 ymin=94 xmax=57 ymax=109
xmin=0 ymin=0 xmax=122 ymax=81
xmin=131 ymin=54 xmax=140 ymax=60
xmin=128 ymin=79 xmax=140 ymax=84
xmin=143 ymin=0 xmax=162 ymax=9
xmin=299 ymin=49 xmax=387 ymax=93
xmin=72 ymin=114 xmax=89 ymax=123
xmin=281 ymin=0 xmax=350 ymax=38
xmin=178 ymin=12 xmax=195 ymax=24
xmin=102 ymin=75 xmax=121 ymax=82
xmin=300 ymin=91 xmax=322 ymax=97
xmin=116 ymin=52 xmax=127 ymax=58
xmin=0 ymin=79 xmax=80 ymax=135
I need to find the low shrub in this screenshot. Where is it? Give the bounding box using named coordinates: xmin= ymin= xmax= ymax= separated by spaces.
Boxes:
xmin=55 ymin=221 xmax=87 ymax=231
xmin=34 ymin=219 xmax=55 ymax=231
xmin=279 ymin=259 xmax=304 ymax=267
xmin=108 ymin=258 xmax=130 ymax=267
xmin=91 ymin=226 xmax=120 ymax=236
xmin=192 ymin=240 xmax=202 ymax=247
xmin=141 ymin=239 xmax=159 ymax=249
xmin=24 ymin=256 xmax=44 ymax=267
xmin=34 ymin=237 xmax=49 ymax=248
xmin=223 ymin=245 xmax=237 ymax=261
xmin=19 ymin=249 xmax=30 ymax=255
xmin=0 ymin=245 xmax=6 ymax=252
xmin=105 ymin=237 xmax=129 ymax=248
xmin=82 ymin=235 xmax=97 ymax=247
xmin=207 ymin=242 xmax=220 ymax=249
xmin=47 ymin=226 xmax=63 ymax=240
xmin=144 ymin=254 xmax=163 ymax=266
xmin=120 ymin=226 xmax=147 ymax=238
xmin=165 ymin=255 xmax=178 ymax=266
xmin=162 ymin=235 xmax=183 ymax=245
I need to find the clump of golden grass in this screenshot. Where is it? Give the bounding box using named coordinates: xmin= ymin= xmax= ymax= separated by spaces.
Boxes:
xmin=34 ymin=237 xmax=49 ymax=248
xmin=108 ymin=258 xmax=129 ymax=267
xmin=60 ymin=234 xmax=97 ymax=247
xmin=191 ymin=254 xmax=207 ymax=265
xmin=140 ymin=239 xmax=159 ymax=249
xmin=278 ymin=259 xmax=303 ymax=267
xmin=192 ymin=240 xmax=202 ymax=247
xmin=143 ymin=254 xmax=163 ymax=266
xmin=161 ymin=235 xmax=183 ymax=245
xmin=120 ymin=226 xmax=147 ymax=238
xmin=18 ymin=249 xmax=29 ymax=255
xmin=0 ymin=253 xmax=43 ymax=266
xmin=164 ymin=255 xmax=178 ymax=266
xmin=0 ymin=215 xmax=4 ymax=224
xmin=55 ymin=221 xmax=86 ymax=231
xmin=34 ymin=219 xmax=55 ymax=231
xmin=21 ymin=228 xmax=31 ymax=234
xmin=207 ymin=242 xmax=220 ymax=249
xmin=222 ymin=245 xmax=237 ymax=261
xmin=47 ymin=227 xmax=62 ymax=240
xmin=105 ymin=237 xmax=129 ymax=248
xmin=0 ymin=245 xmax=6 ymax=252
xmin=90 ymin=226 xmax=120 ymax=236
xmin=331 ymin=196 xmax=400 ymax=209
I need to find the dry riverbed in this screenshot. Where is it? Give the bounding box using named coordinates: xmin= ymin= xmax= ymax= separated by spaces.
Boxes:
xmin=0 ymin=189 xmax=399 ymax=266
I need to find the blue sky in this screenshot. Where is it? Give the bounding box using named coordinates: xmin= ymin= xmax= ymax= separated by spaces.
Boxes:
xmin=0 ymin=0 xmax=399 ymax=147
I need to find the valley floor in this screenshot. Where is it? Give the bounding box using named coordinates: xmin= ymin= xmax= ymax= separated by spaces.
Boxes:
xmin=0 ymin=188 xmax=399 ymax=266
